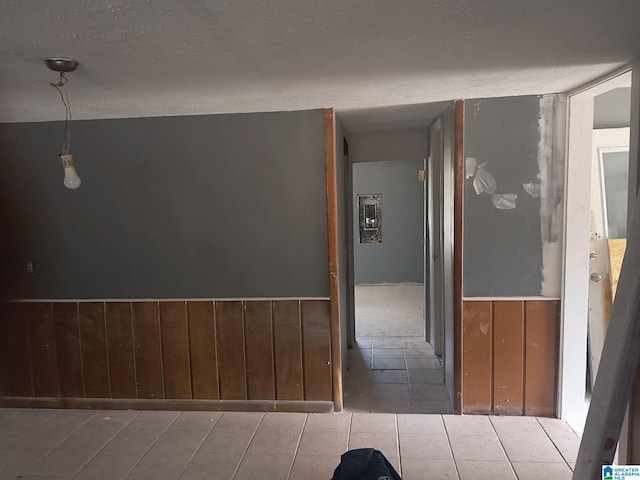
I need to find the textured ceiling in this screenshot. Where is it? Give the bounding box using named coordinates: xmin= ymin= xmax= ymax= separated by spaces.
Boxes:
xmin=1 ymin=0 xmax=639 ymax=127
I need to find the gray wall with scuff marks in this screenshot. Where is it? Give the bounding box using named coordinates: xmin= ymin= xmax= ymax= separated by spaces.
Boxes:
xmin=0 ymin=110 xmax=329 ymax=299
xmin=464 ymin=96 xmax=550 ymax=297
xmin=350 ymin=128 xmax=429 ymax=164
xmin=594 ymin=87 xmax=631 ymax=129
xmin=353 ymin=159 xmax=425 ymax=285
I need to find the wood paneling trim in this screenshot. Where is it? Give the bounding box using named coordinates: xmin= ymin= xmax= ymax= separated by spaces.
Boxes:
xmin=462 ymin=301 xmax=492 ymax=413
xmin=324 ymin=107 xmax=342 ymax=411
xmin=52 ymin=302 xmax=84 ymax=397
xmin=453 ymin=100 xmax=465 ymax=414
xmin=187 ymin=301 xmax=219 ymax=399
xmin=159 ymin=302 xmax=191 ymax=399
xmin=302 ymin=300 xmax=332 ymax=401
xmin=244 ymin=301 xmax=275 ymax=400
xmin=460 ymin=298 xmax=559 ymax=416
xmin=524 ymin=300 xmax=560 ymax=416
xmin=1 ymin=299 xmax=333 ymax=409
xmin=132 ymin=302 xmax=164 ymax=399
xmin=105 ymin=302 xmax=137 ymax=398
xmin=493 ymin=301 xmax=525 ymax=415
xmin=28 ymin=303 xmax=59 ymax=397
xmin=215 ymin=301 xmax=247 ymax=400
xmin=273 ymin=300 xmax=304 ymax=400
xmin=79 ymin=302 xmax=110 ymax=398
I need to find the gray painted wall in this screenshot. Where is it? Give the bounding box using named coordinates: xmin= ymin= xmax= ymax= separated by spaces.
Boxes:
xmin=350 ymin=128 xmax=429 ymax=164
xmin=353 ymin=159 xmax=425 ymax=285
xmin=464 ymin=96 xmax=550 ymax=297
xmin=0 ymin=110 xmax=329 ymax=299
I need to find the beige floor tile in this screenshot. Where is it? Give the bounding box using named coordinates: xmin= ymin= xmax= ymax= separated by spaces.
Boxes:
xmin=371 ymin=383 xmax=411 ymax=400
xmin=233 ymin=454 xmax=294 ymax=480
xmin=397 ymin=414 xmax=446 ymax=435
xmin=550 ymin=435 xmax=580 ymax=463
xmin=500 ymin=434 xmax=565 ymax=462
xmin=343 ymin=396 xmax=371 ymax=413
xmin=297 ymin=431 xmax=348 ymax=456
xmin=456 ymin=460 xmax=516 ymax=479
xmin=402 ymin=338 xmax=432 ymax=349
xmin=406 ymin=358 xmax=442 ymax=369
xmin=443 ymin=415 xmax=494 ymax=436
xmin=27 ymin=448 xmax=97 ymax=477
xmin=260 ymin=412 xmax=307 ymax=430
xmin=373 ymin=357 xmax=407 ymax=369
xmin=490 ymin=416 xmax=548 ymax=437
xmin=411 ymin=400 xmax=453 ymax=414
xmin=246 ymin=427 xmax=302 ymax=455
xmin=401 ymin=458 xmax=458 ymax=479
xmin=408 ymin=369 xmax=444 ymax=384
xmin=512 ymin=461 xmax=573 ymax=479
xmin=0 ymin=447 xmax=51 ymax=476
xmin=152 ymin=427 xmax=211 ymax=453
xmin=200 ymin=425 xmax=257 ymax=454
xmin=370 ymin=369 xmax=410 ymax=384
xmin=12 ymin=411 xmax=97 ymax=449
xmin=57 ymin=414 xmax=136 ymax=450
xmin=179 ymin=453 xmax=241 ymax=480
xmin=74 ymin=449 xmax=145 ymax=480
xmin=304 ymin=413 xmax=351 ymax=432
xmin=410 ymin=384 xmax=450 ymax=401
xmin=404 ymin=348 xmax=438 ymax=358
xmin=171 ymin=411 xmax=222 ymax=430
xmin=536 ymin=417 xmax=580 ymax=439
xmin=399 ymin=434 xmax=452 ymax=459
xmin=347 ymin=347 xmax=371 ymax=358
xmin=370 ymin=399 xmax=412 ymax=414
xmin=126 ymin=448 xmax=193 ymax=480
xmin=212 ymin=412 xmax=264 ymax=429
xmin=355 ymin=338 xmax=372 ymax=349
xmin=374 ymin=348 xmax=405 ymax=358
xmin=349 ymin=432 xmax=398 ymax=459
xmin=126 ymin=411 xmax=179 ymax=429
xmin=351 ymin=413 xmax=396 ymax=433
xmin=372 ymin=337 xmax=405 ymax=348
xmin=289 ymin=455 xmax=339 ymax=480
xmin=102 ymin=427 xmax=165 ymax=452
xmin=448 ymin=435 xmax=507 ymax=461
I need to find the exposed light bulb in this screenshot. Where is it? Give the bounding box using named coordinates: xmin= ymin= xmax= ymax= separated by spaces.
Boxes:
xmin=60 ymin=154 xmax=81 ymax=189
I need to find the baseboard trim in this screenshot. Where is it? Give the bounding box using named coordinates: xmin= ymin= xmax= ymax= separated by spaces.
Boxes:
xmin=0 ymin=397 xmax=335 ymax=413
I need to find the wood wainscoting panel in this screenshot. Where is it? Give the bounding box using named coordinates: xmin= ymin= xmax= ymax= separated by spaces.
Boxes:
xmin=2 ymin=303 xmax=33 ymax=397
xmin=132 ymin=302 xmax=164 ymax=399
xmin=159 ymin=301 xmax=191 ymax=399
xmin=273 ymin=300 xmax=304 ymax=400
xmin=78 ymin=302 xmax=110 ymax=398
xmin=52 ymin=302 xmax=84 ymax=398
xmin=187 ymin=301 xmax=218 ymax=399
xmin=462 ymin=301 xmax=493 ymax=413
xmin=105 ymin=302 xmax=137 ymax=398
xmin=28 ymin=303 xmax=59 ymax=397
xmin=215 ymin=301 xmax=247 ymax=400
xmin=492 ymin=301 xmax=525 ymax=415
xmin=524 ymin=300 xmax=560 ymax=416
xmin=301 ymin=300 xmax=332 ymax=401
xmin=244 ymin=301 xmax=276 ymax=400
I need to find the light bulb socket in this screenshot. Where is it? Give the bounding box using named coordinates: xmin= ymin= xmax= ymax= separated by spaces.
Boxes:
xmin=60 ymin=153 xmax=74 ymax=168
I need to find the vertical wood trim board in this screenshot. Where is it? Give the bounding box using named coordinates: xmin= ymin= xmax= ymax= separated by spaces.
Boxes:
xmin=324 ymin=107 xmax=342 ymax=411
xmin=0 ymin=298 xmax=332 ymax=408
xmin=461 ymin=299 xmax=560 ymax=416
xmin=453 ymin=99 xmax=465 ymax=414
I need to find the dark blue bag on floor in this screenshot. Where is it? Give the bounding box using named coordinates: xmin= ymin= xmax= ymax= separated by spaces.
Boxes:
xmin=331 ymin=448 xmax=402 ymax=480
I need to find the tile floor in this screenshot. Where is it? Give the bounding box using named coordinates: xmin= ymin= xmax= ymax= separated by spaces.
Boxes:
xmin=344 ymin=336 xmax=451 ymax=414
xmin=0 ymin=408 xmax=580 ymax=479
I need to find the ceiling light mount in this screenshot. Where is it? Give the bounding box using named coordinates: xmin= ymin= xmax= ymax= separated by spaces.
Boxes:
xmin=45 ymin=58 xmax=79 ymax=73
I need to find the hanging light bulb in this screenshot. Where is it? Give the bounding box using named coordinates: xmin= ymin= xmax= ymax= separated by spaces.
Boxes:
xmin=60 ymin=154 xmax=81 ymax=189
xmin=45 ymin=58 xmax=81 ymax=190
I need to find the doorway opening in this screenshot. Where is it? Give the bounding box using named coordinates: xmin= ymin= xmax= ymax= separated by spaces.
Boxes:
xmin=563 ymin=69 xmax=632 ymax=435
xmin=338 ymin=105 xmax=455 ymax=414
